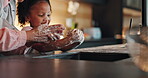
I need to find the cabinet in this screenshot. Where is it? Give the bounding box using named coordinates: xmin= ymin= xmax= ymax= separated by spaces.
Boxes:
xmin=92 ymin=0 xmax=123 ymax=38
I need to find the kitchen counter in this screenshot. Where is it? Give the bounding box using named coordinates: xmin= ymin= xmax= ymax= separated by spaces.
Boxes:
xmin=0 ymin=44 xmax=129 ymax=62
xmin=1 ymin=44 xmax=148 ymax=78
xmin=0 ymin=56 xmax=148 ymax=78
xmin=25 ymin=44 xmax=129 ymax=62
xmin=68 ymin=43 xmax=128 ymax=53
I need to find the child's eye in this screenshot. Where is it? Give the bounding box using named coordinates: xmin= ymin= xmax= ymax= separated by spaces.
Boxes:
xmin=47 ymin=14 xmax=50 ymax=17
xmin=38 ymin=14 xmax=44 ymax=17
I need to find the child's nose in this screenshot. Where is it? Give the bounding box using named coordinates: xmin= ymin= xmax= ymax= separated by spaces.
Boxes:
xmin=43 ymin=17 xmax=51 ymax=24
xmin=42 ymin=20 xmax=48 ymax=24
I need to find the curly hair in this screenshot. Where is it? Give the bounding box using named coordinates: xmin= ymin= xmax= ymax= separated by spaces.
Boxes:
xmin=17 ymin=0 xmax=51 ymax=26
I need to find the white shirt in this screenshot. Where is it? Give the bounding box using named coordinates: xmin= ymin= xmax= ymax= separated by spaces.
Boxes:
xmin=0 ymin=0 xmax=17 ymax=29
xmin=0 ymin=0 xmax=27 ymax=52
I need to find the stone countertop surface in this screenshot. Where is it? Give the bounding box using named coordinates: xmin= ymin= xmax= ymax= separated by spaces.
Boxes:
xmin=68 ymin=44 xmax=128 ymax=54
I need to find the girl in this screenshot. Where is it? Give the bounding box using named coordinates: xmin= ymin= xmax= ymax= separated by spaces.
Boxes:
xmin=0 ymin=0 xmax=65 ymax=55
xmin=17 ymin=0 xmax=84 ymax=52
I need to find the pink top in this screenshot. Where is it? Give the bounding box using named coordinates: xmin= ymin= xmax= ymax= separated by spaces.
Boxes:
xmin=0 ymin=27 xmax=27 ymax=51
xmin=3 ymin=0 xmax=9 ymax=8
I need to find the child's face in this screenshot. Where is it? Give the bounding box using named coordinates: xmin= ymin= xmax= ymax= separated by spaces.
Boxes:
xmin=26 ymin=1 xmax=51 ymax=28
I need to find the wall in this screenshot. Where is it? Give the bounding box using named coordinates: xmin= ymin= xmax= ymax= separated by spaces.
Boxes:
xmin=50 ymin=0 xmax=92 ymax=29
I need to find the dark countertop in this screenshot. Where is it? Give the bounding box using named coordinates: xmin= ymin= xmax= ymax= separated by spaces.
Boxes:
xmin=0 ymin=56 xmax=148 ymax=78
xmin=1 ymin=44 xmax=148 ymax=78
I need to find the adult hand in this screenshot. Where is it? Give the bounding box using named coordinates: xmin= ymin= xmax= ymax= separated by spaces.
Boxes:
xmin=31 ymin=29 xmax=84 ymax=52
xmin=26 ymin=24 xmax=65 ymax=42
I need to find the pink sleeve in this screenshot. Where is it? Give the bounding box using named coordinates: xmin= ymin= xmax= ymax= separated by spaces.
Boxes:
xmin=21 ymin=26 xmax=33 ymax=31
xmin=0 ymin=27 xmax=27 ymax=51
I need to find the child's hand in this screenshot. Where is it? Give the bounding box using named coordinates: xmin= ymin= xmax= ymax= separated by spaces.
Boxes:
xmin=48 ymin=24 xmax=66 ymax=35
xmin=59 ymin=29 xmax=84 ymax=51
xmin=67 ymin=29 xmax=84 ymax=44
xmin=47 ymin=24 xmax=66 ymax=40
xmin=27 ymin=24 xmax=65 ymax=42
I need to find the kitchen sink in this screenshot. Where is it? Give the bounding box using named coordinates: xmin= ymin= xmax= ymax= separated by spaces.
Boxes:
xmin=33 ymin=52 xmax=130 ymax=62
xmin=68 ymin=52 xmax=130 ymax=62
